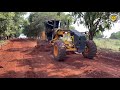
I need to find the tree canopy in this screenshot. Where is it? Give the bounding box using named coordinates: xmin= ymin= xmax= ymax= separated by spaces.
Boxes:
xmin=1 ymin=12 xmax=119 ymax=41
xmin=94 ymin=32 xmax=104 ymax=38
xmin=23 ymin=12 xmax=74 ymax=38
xmin=71 ymin=12 xmax=119 ymax=40
xmin=110 ymin=31 xmax=120 ymax=39
xmin=0 ymin=12 xmax=26 ymax=39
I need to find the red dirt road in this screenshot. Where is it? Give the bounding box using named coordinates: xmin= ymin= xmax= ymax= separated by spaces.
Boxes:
xmin=0 ymin=39 xmax=120 ymax=78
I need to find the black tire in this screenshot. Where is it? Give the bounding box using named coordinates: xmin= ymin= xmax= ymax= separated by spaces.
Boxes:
xmin=53 ymin=40 xmax=66 ymax=61
xmin=82 ymin=40 xmax=97 ymax=59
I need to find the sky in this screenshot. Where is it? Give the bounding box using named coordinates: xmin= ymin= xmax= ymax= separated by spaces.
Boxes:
xmin=24 ymin=12 xmax=120 ymax=38
xmin=72 ymin=20 xmax=120 ymax=38
xmin=24 ymin=12 xmax=30 ymax=19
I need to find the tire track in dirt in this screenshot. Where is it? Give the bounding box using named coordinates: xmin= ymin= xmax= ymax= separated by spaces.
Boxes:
xmin=0 ymin=39 xmax=37 ymax=78
xmin=0 ymin=40 xmax=25 ymax=77
xmin=0 ymin=39 xmax=120 ymax=78
xmin=26 ymin=50 xmax=96 ymax=78
xmin=17 ymin=39 xmax=38 ymax=78
xmin=82 ymin=57 xmax=120 ymax=78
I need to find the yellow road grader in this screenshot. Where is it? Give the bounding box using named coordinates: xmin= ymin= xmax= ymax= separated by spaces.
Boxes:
xmin=42 ymin=20 xmax=97 ymax=61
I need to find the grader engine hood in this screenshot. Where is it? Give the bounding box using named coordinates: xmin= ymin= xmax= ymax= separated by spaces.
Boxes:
xmin=70 ymin=30 xmax=86 ymax=53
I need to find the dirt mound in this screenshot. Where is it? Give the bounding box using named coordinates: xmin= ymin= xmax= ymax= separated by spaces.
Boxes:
xmin=35 ymin=40 xmax=53 ymax=52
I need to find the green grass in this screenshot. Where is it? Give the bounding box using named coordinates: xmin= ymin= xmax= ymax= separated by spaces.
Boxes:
xmin=93 ymin=38 xmax=120 ymax=52
xmin=0 ymin=40 xmax=7 ymax=45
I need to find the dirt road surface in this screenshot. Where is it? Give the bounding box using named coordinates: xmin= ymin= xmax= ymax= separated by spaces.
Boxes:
xmin=0 ymin=39 xmax=120 ymax=78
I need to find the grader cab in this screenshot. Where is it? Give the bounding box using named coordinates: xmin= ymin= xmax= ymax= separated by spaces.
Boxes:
xmin=44 ymin=20 xmax=97 ymax=61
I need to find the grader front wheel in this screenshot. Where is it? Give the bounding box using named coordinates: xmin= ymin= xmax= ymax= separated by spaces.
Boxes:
xmin=53 ymin=40 xmax=66 ymax=61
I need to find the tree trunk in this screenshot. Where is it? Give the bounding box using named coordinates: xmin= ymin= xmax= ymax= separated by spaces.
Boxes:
xmin=67 ymin=20 xmax=69 ymax=29
xmin=89 ymin=35 xmax=93 ymax=40
xmin=7 ymin=36 xmax=9 ymax=40
xmin=89 ymin=31 xmax=94 ymax=40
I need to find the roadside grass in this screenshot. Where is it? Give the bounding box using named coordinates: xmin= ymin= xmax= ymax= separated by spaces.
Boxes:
xmin=94 ymin=38 xmax=120 ymax=52
xmin=0 ymin=40 xmax=5 ymax=45
xmin=0 ymin=40 xmax=9 ymax=46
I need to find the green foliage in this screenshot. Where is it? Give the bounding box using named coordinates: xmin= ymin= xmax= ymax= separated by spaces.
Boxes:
xmin=69 ymin=26 xmax=75 ymax=30
xmin=72 ymin=12 xmax=119 ymax=40
xmin=94 ymin=32 xmax=104 ymax=38
xmin=0 ymin=40 xmax=8 ymax=45
xmin=110 ymin=31 xmax=120 ymax=39
xmin=0 ymin=40 xmax=5 ymax=44
xmin=0 ymin=12 xmax=26 ymax=39
xmin=23 ymin=12 xmax=74 ymax=38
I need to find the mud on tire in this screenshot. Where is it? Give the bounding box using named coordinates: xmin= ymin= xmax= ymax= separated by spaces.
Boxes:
xmin=53 ymin=40 xmax=66 ymax=61
xmin=82 ymin=40 xmax=97 ymax=59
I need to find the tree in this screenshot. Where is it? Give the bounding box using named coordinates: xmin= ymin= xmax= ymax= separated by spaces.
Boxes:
xmin=23 ymin=12 xmax=74 ymax=38
xmin=94 ymin=32 xmax=104 ymax=38
xmin=69 ymin=26 xmax=75 ymax=30
xmin=0 ymin=12 xmax=26 ymax=39
xmin=71 ymin=12 xmax=118 ymax=40
xmin=12 ymin=12 xmax=26 ymax=37
xmin=0 ymin=12 xmax=15 ymax=38
xmin=110 ymin=31 xmax=120 ymax=39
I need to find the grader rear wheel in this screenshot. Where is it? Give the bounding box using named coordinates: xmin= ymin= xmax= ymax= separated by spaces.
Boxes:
xmin=82 ymin=40 xmax=97 ymax=59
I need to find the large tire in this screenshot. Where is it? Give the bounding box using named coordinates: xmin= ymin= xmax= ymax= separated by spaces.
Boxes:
xmin=82 ymin=40 xmax=97 ymax=59
xmin=53 ymin=40 xmax=66 ymax=61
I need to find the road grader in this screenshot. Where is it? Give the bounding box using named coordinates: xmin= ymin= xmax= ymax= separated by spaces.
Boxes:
xmin=42 ymin=19 xmax=97 ymax=61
